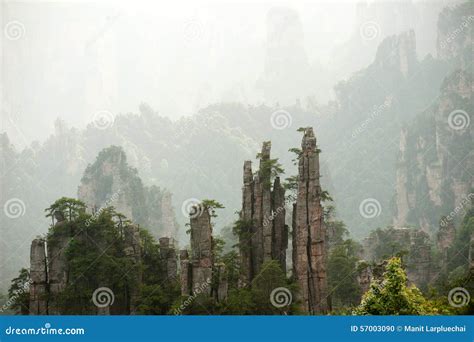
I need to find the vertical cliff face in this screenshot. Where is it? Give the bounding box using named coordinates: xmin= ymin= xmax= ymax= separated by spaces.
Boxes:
xmin=437 ymin=2 xmax=473 ymax=68
xmin=437 ymin=218 xmax=456 ymax=272
xmin=46 ymin=218 xmax=72 ymax=315
xmin=394 ymin=2 xmax=473 ymax=233
xmin=394 ymin=69 xmax=473 ymax=233
xmin=238 ymin=142 xmax=288 ymax=286
xmin=123 ymin=224 xmax=142 ymax=315
xmin=373 ymin=30 xmax=418 ymax=78
xmin=29 ymin=239 xmax=48 ymax=315
xmin=362 ymin=227 xmax=433 ymax=287
xmin=292 ymin=128 xmax=329 ymax=314
xmin=78 ymin=146 xmax=179 ymax=239
xmin=190 ymin=206 xmax=213 ymax=295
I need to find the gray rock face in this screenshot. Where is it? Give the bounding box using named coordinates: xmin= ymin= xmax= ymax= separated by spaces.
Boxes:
xmin=123 ymin=224 xmax=142 ymax=315
xmin=238 ymin=142 xmax=288 ymax=285
xmin=437 ymin=218 xmax=456 ymax=272
xmin=159 ymin=237 xmax=178 ymax=282
xmin=46 ymin=221 xmax=71 ymax=315
xmin=29 ymin=239 xmax=48 ymax=315
xmin=179 ymin=250 xmax=192 ymax=296
xmin=362 ymin=227 xmax=433 ymax=287
xmin=190 ymin=207 xmax=213 ymax=295
xmin=292 ymin=128 xmax=329 ymax=314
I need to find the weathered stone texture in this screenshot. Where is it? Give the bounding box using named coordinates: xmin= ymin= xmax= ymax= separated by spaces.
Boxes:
xmin=238 ymin=142 xmax=288 ymax=285
xmin=293 ymin=127 xmax=329 ymax=314
xmin=159 ymin=237 xmax=178 ymax=282
xmin=29 ymin=239 xmax=48 ymax=315
xmin=190 ymin=207 xmax=213 ymax=295
xmin=123 ymin=224 xmax=142 ymax=315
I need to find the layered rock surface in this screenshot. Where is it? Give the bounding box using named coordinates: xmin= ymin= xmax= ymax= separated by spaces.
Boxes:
xmin=292 ymin=128 xmax=329 ymax=314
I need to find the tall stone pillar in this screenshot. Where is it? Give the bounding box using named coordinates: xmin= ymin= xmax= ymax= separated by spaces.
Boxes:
xmin=179 ymin=250 xmax=192 ymax=296
xmin=190 ymin=206 xmax=213 ymax=295
xmin=47 ymin=219 xmax=71 ymax=315
xmin=239 ymin=142 xmax=288 ymax=284
xmin=159 ymin=237 xmax=178 ymax=282
xmin=123 ymin=224 xmax=142 ymax=315
xmin=239 ymin=160 xmax=254 ymax=286
xmin=272 ymin=176 xmax=287 ymax=273
xmin=293 ymin=127 xmax=329 ymax=314
xmin=29 ymin=239 xmax=48 ymax=315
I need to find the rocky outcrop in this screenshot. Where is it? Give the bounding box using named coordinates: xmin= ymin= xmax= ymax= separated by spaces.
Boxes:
xmin=238 ymin=142 xmax=288 ymax=286
xmin=47 ymin=219 xmax=72 ymax=315
xmin=373 ymin=30 xmax=418 ymax=78
xmin=292 ymin=128 xmax=329 ymax=314
xmin=180 ymin=206 xmax=213 ymax=296
xmin=123 ymin=224 xmax=142 ymax=315
xmin=29 ymin=239 xmax=48 ymax=315
xmin=437 ymin=2 xmax=473 ymax=68
xmin=159 ymin=237 xmax=177 ymax=282
xmin=78 ymin=146 xmax=179 ymax=239
xmin=362 ymin=227 xmax=432 ymax=287
xmin=437 ymin=218 xmax=456 ymax=272
xmin=394 ymin=69 xmax=473 ymax=233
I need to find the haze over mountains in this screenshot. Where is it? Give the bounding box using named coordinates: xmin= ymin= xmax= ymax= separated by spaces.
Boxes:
xmin=0 ymin=0 xmax=472 ymax=299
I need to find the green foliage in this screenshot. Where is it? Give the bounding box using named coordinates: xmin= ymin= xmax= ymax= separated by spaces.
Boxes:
xmin=353 ymin=257 xmax=440 ymax=315
xmin=327 ymin=240 xmax=361 ymax=308
xmin=7 ymin=268 xmax=30 ymax=315
xmin=137 ymin=283 xmax=181 ymax=315
xmin=45 ymin=197 xmax=86 ymax=224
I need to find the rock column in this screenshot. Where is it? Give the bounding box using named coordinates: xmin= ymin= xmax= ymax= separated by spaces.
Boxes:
xmin=292 ymin=127 xmax=329 ymax=314
xmin=29 ymin=239 xmax=48 ymax=315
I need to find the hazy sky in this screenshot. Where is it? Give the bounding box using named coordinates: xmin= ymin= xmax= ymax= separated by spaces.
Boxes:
xmin=1 ymin=0 xmax=450 ymax=146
